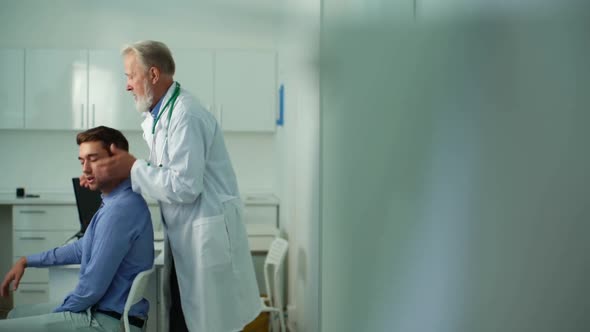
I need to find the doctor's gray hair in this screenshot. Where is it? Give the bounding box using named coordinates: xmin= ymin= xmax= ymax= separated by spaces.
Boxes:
xmin=122 ymin=40 xmax=175 ymax=76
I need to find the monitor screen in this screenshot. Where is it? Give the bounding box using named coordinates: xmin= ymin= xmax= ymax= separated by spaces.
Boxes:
xmin=71 ymin=178 xmax=103 ymax=235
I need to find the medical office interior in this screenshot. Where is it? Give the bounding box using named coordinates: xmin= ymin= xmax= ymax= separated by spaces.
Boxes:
xmin=1 ymin=0 xmax=590 ymax=332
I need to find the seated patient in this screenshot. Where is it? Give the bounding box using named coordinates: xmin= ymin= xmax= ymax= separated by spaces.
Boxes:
xmin=0 ymin=126 xmax=154 ymax=331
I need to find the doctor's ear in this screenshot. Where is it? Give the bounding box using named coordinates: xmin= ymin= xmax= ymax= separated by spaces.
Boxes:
xmin=149 ymin=67 xmax=160 ymax=84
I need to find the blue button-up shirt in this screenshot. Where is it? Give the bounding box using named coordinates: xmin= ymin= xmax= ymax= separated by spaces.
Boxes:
xmin=27 ymin=179 xmax=154 ymax=318
xmin=150 ymin=95 xmax=164 ymax=119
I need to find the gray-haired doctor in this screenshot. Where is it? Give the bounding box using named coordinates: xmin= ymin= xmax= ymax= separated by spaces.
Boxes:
xmin=84 ymin=40 xmax=261 ymax=332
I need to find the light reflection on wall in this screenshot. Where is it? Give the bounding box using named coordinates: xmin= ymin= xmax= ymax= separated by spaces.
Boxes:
xmin=71 ymin=60 xmax=87 ymax=129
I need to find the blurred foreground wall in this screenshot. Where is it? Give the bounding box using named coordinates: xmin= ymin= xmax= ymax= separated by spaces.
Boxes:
xmin=320 ymin=5 xmax=590 ymax=332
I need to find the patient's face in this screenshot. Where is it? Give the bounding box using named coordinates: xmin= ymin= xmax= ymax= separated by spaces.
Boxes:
xmin=78 ymin=141 xmax=111 ymax=192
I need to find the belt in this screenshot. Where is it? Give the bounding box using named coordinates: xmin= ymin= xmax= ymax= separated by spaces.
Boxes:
xmin=95 ymin=309 xmax=145 ymax=328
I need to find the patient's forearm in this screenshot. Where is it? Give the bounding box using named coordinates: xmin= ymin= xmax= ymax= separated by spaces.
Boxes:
xmin=26 ymin=241 xmax=82 ymax=267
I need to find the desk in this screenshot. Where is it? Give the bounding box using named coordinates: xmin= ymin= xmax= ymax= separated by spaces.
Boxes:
xmin=49 ymin=228 xmax=275 ymax=332
xmin=0 ymin=192 xmax=279 ymax=317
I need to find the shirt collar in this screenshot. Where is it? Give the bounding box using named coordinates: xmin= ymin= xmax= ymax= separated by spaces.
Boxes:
xmin=150 ymin=96 xmax=164 ymax=119
xmin=101 ymin=178 xmax=132 ymax=204
xmin=149 ymin=82 xmax=177 ymax=119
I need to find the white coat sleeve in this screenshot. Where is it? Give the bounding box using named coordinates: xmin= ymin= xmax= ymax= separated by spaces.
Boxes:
xmin=131 ymin=109 xmax=213 ymax=204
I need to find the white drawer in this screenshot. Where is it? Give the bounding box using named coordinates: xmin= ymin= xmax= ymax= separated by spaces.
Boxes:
xmin=13 ymin=283 xmax=49 ymax=306
xmin=243 ymin=205 xmax=277 ymax=226
xmin=13 ymin=231 xmax=71 ymax=257
xmin=13 ymin=205 xmax=79 ymax=231
xmin=12 ymin=258 xmax=49 ymax=283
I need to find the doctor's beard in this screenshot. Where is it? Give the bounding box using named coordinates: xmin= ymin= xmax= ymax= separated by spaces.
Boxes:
xmin=134 ymin=79 xmax=154 ymax=113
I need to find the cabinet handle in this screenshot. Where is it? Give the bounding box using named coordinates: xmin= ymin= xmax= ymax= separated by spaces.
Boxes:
xmin=19 ymin=236 xmax=46 ymax=240
xmin=80 ymin=104 xmax=85 ymax=128
xmin=19 ymin=289 xmax=46 ymax=294
xmin=92 ymin=104 xmax=96 ymax=127
xmin=19 ymin=210 xmax=46 ymax=214
xmin=219 ymin=105 xmax=224 ymax=128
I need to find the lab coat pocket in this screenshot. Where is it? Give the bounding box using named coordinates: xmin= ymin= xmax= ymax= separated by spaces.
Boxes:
xmin=192 ymin=216 xmax=232 ymax=269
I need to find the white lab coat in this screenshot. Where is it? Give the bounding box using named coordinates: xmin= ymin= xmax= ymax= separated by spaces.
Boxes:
xmin=130 ymin=83 xmax=261 ymax=332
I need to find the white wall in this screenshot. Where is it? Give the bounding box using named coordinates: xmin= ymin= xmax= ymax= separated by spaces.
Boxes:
xmin=0 ymin=130 xmax=276 ymax=194
xmin=320 ymin=2 xmax=590 ymax=332
xmin=0 ymin=0 xmax=279 ymax=49
xmin=0 ymin=0 xmax=279 ymax=194
xmin=276 ymin=0 xmax=321 ymax=330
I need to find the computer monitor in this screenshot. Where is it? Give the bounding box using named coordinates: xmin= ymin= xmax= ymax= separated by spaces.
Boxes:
xmin=72 ymin=177 xmax=103 ymax=236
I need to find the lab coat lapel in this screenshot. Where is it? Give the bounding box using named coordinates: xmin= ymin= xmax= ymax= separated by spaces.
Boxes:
xmin=140 ymin=113 xmax=153 ymax=147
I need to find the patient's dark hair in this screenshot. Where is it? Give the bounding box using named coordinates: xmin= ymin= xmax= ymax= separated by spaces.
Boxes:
xmin=76 ymin=126 xmax=129 ymax=154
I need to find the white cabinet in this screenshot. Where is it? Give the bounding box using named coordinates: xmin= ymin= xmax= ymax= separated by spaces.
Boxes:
xmin=172 ymin=49 xmax=277 ymax=132
xmin=25 ymin=49 xmax=141 ymax=131
xmin=13 ymin=205 xmax=79 ymax=231
xmin=243 ymin=205 xmax=278 ymax=227
xmin=215 ymin=50 xmax=277 ymax=132
xmin=0 ymin=49 xmax=25 ymax=129
xmin=25 ymin=49 xmax=88 ymax=130
xmin=13 ymin=231 xmax=75 ymax=257
xmin=13 ymin=284 xmax=49 ymax=306
xmin=12 ymin=205 xmax=79 ymax=305
xmin=172 ymin=49 xmax=214 ymax=111
xmin=89 ymin=50 xmax=143 ymax=130
xmin=3 ymin=48 xmax=278 ymax=132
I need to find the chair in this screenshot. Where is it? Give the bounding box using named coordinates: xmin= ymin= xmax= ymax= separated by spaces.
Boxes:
xmin=260 ymin=237 xmax=289 ymax=332
xmin=123 ymin=266 xmax=155 ymax=331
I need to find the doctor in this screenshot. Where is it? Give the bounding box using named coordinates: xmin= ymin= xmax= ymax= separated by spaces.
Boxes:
xmin=85 ymin=40 xmax=261 ymax=332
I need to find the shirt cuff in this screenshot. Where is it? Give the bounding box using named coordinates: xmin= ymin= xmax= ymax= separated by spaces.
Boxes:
xmin=25 ymin=253 xmax=43 ymax=267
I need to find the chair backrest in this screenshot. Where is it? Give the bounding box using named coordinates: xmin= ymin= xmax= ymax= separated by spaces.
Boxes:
xmin=263 ymin=238 xmax=289 ymax=307
xmin=265 ymin=237 xmax=289 ymax=267
xmin=123 ymin=266 xmax=155 ymax=331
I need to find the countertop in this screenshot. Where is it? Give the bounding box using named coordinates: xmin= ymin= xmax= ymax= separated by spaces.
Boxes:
xmin=52 ymin=223 xmax=276 ymax=269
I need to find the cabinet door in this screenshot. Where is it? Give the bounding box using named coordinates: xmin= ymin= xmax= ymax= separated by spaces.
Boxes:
xmin=172 ymin=49 xmax=214 ymax=112
xmin=215 ymin=50 xmax=277 ymax=132
xmin=13 ymin=284 xmax=49 ymax=306
xmin=13 ymin=205 xmax=79 ymax=231
xmin=25 ymin=49 xmax=88 ymax=129
xmin=243 ymin=205 xmax=278 ymax=227
xmin=0 ymin=49 xmax=25 ymax=129
xmin=13 ymin=231 xmax=72 ymax=257
xmin=89 ymin=50 xmax=143 ymax=130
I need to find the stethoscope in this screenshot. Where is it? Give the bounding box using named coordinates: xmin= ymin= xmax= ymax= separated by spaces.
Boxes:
xmin=148 ymin=82 xmax=181 ymax=167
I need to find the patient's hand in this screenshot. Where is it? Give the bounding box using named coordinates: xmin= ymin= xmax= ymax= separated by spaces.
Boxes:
xmin=0 ymin=257 xmax=27 ymax=297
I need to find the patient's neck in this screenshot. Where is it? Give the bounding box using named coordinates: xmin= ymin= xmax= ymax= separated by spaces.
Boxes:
xmin=100 ymin=177 xmax=127 ymax=196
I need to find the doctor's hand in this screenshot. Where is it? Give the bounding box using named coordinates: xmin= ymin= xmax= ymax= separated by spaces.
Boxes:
xmin=94 ymin=144 xmax=137 ymax=184
xmin=0 ymin=257 xmax=27 ymax=297
xmin=79 ymin=174 xmax=90 ymax=188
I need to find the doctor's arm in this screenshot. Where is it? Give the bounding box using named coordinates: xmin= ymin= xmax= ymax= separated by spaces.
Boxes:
xmin=131 ymin=111 xmax=209 ymax=204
